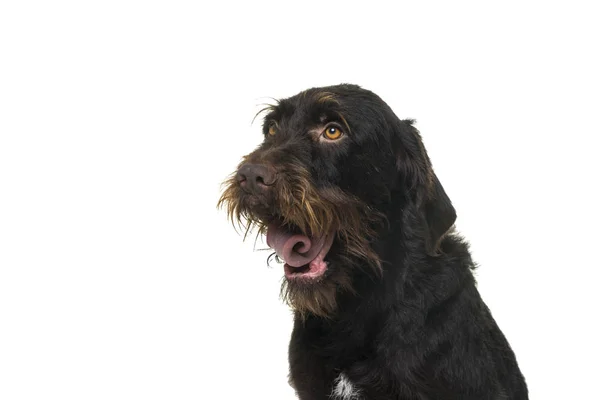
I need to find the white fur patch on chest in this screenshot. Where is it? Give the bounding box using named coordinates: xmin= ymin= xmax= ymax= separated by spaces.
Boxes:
xmin=331 ymin=373 xmax=361 ymax=400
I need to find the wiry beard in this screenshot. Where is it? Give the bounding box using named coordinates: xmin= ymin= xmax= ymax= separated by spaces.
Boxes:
xmin=218 ymin=159 xmax=384 ymax=318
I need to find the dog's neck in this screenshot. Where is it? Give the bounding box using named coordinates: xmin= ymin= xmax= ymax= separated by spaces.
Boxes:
xmin=325 ymin=202 xmax=417 ymax=304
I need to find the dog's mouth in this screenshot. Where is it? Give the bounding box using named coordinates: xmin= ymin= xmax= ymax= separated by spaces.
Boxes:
xmin=266 ymin=222 xmax=334 ymax=280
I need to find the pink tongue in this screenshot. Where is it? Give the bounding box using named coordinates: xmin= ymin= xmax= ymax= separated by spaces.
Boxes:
xmin=266 ymin=224 xmax=326 ymax=267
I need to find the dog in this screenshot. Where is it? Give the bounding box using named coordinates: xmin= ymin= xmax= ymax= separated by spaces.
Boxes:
xmin=219 ymin=84 xmax=528 ymax=399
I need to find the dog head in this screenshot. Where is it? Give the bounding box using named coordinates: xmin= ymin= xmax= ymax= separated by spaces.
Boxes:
xmin=218 ymin=84 xmax=455 ymax=317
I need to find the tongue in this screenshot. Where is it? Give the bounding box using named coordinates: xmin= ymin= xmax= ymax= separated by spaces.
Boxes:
xmin=266 ymin=224 xmax=327 ymax=267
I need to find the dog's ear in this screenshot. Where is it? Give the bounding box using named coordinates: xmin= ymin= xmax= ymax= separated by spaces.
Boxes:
xmin=395 ymin=120 xmax=456 ymax=255
xmin=421 ymin=172 xmax=456 ymax=255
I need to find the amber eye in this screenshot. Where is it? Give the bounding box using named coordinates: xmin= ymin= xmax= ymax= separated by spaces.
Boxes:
xmin=324 ymin=126 xmax=343 ymax=140
xmin=268 ymin=124 xmax=277 ymax=136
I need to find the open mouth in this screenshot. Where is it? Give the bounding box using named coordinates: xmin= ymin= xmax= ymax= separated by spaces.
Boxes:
xmin=266 ymin=221 xmax=334 ymax=280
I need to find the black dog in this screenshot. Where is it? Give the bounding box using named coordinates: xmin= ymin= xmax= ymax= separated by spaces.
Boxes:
xmin=219 ymin=84 xmax=527 ymax=399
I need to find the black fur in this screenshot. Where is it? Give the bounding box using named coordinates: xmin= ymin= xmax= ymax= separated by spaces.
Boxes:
xmin=221 ymin=84 xmax=527 ymax=399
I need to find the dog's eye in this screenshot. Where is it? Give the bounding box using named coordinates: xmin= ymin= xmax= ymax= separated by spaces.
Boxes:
xmin=268 ymin=124 xmax=277 ymax=136
xmin=324 ymin=126 xmax=343 ymax=140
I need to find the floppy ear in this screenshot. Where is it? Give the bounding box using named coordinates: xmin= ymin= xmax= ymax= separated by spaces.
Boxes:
xmin=422 ymin=172 xmax=456 ymax=255
xmin=396 ymin=120 xmax=456 ymax=255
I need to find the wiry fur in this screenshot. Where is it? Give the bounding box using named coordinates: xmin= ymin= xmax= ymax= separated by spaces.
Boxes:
xmin=218 ymin=84 xmax=528 ymax=399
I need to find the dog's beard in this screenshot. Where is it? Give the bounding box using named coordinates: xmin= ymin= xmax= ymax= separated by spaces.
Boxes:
xmin=219 ymin=167 xmax=383 ymax=317
xmin=279 ymin=264 xmax=354 ymax=318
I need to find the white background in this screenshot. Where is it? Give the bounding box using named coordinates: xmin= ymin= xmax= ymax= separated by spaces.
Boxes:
xmin=1 ymin=1 xmax=599 ymax=399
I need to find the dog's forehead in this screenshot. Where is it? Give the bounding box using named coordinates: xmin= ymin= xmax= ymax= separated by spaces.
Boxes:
xmin=274 ymin=91 xmax=341 ymax=123
xmin=266 ymin=86 xmax=375 ymax=132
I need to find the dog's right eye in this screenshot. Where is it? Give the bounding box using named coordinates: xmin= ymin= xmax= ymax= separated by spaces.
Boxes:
xmin=268 ymin=124 xmax=277 ymax=136
xmin=323 ymin=126 xmax=343 ymax=140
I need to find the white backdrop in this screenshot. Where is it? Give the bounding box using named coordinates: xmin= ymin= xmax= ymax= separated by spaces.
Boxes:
xmin=1 ymin=1 xmax=599 ymax=399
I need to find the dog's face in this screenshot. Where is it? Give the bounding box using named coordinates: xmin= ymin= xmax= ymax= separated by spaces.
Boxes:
xmin=219 ymin=84 xmax=456 ymax=317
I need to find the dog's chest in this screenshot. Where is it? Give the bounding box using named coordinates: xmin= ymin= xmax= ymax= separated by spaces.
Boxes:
xmin=331 ymin=373 xmax=361 ymax=400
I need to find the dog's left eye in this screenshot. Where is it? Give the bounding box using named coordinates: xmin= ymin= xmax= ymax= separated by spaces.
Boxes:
xmin=324 ymin=126 xmax=343 ymax=140
xmin=268 ymin=124 xmax=277 ymax=136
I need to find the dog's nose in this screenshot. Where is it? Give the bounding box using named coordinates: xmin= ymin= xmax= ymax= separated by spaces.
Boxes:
xmin=237 ymin=163 xmax=277 ymax=193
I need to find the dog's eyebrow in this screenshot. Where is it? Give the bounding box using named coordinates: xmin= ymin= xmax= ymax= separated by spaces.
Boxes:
xmin=311 ymin=94 xmax=351 ymax=133
xmin=317 ymin=112 xmax=351 ymax=134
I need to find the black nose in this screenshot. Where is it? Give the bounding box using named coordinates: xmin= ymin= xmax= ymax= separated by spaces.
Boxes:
xmin=237 ymin=163 xmax=277 ymax=193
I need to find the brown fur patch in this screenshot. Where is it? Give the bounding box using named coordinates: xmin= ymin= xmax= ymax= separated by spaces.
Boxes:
xmin=315 ymin=91 xmax=339 ymax=105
